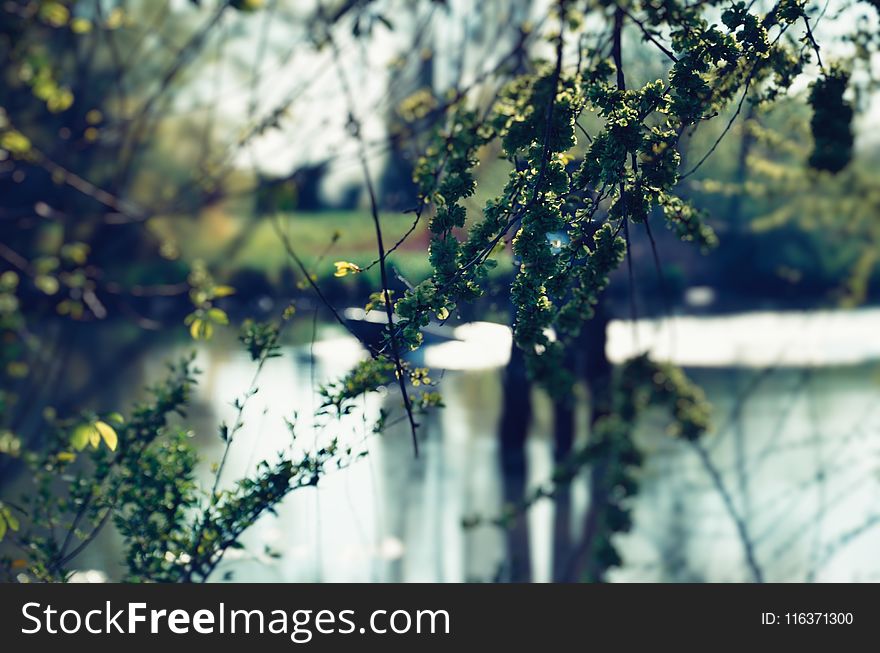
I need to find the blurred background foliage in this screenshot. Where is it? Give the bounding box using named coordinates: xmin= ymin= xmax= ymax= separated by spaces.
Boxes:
xmin=1 ymin=0 xmax=880 ymax=582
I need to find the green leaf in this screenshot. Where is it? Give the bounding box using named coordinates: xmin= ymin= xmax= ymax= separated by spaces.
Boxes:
xmin=0 ymin=504 xmax=17 ymax=542
xmin=106 ymin=412 xmax=125 ymax=425
xmin=71 ymin=424 xmax=92 ymax=451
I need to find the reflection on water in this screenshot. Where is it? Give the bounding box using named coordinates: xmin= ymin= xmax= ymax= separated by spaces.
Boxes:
xmin=620 ymin=364 xmax=880 ymax=582
xmin=77 ymin=308 xmax=880 ymax=582
xmin=608 ymin=307 xmax=880 ymax=367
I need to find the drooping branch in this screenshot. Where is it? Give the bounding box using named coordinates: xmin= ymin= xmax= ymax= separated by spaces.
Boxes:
xmin=323 ymin=22 xmax=421 ymax=457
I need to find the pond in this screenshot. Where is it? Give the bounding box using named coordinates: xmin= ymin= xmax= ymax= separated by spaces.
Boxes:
xmin=73 ymin=307 xmax=880 ymax=582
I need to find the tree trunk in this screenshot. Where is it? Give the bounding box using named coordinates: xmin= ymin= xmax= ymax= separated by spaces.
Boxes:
xmin=565 ymin=297 xmax=613 ymax=582
xmin=551 ymin=396 xmax=575 ymax=581
xmin=498 ymin=341 xmax=532 ymax=581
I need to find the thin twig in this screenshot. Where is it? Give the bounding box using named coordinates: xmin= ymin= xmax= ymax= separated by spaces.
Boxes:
xmin=271 ymin=217 xmax=379 ymax=355
xmin=690 ymin=441 xmax=765 ymax=582
xmin=620 ymin=6 xmax=679 ymax=63
xmin=679 ymin=74 xmax=755 ymax=180
xmin=802 ymin=13 xmax=825 ymax=73
xmin=325 ymin=23 xmax=421 ymax=457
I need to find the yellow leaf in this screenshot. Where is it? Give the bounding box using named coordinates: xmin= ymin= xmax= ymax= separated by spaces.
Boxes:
xmin=192 ymin=318 xmax=214 ymax=340
xmin=0 ymin=431 xmax=21 ymax=457
xmin=7 ymin=361 xmax=28 ymax=378
xmin=47 ymin=88 xmax=74 ymax=113
xmin=334 ymin=261 xmax=362 ymax=277
xmin=56 ymin=451 xmax=77 ymax=463
xmin=437 ymin=307 xmax=449 ymax=321
xmin=213 ymin=285 xmax=235 ymax=298
xmin=72 ymin=420 xmax=117 ymax=452
xmin=105 ymin=7 xmax=124 ymax=29
xmin=93 ymin=421 xmax=118 ymax=451
xmin=206 ymin=307 xmax=229 ymax=325
xmin=39 ymin=2 xmax=70 ymax=27
xmin=34 ymin=275 xmax=59 ymax=295
xmin=71 ymin=17 xmax=92 ymax=33
xmin=0 ymin=130 xmax=31 ymax=156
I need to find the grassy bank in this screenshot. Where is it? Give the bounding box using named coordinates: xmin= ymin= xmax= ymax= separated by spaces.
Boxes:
xmin=173 ymin=209 xmax=514 ymax=286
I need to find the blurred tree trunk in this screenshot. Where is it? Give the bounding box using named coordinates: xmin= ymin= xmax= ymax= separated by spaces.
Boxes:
xmin=551 ymin=355 xmax=577 ymax=580
xmin=379 ymin=4 xmax=434 ymax=210
xmin=564 ymin=297 xmax=613 ymax=582
xmin=498 ymin=341 xmax=532 ymax=581
xmin=728 ymin=103 xmax=757 ymax=225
